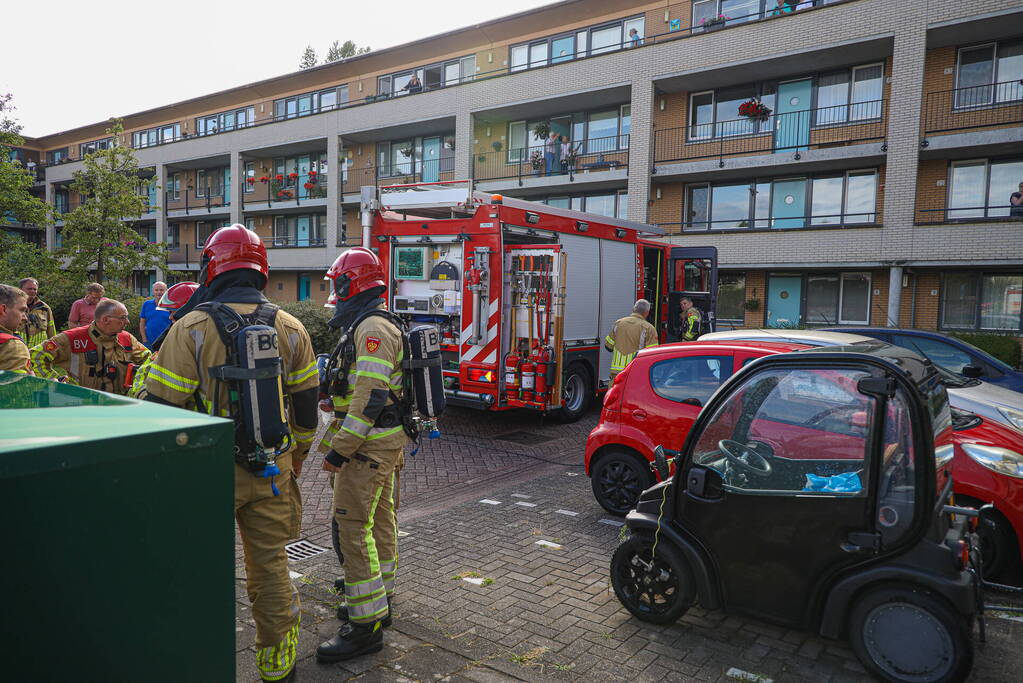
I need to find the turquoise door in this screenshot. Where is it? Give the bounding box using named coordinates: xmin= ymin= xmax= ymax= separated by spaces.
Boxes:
xmin=421 ymin=137 xmax=440 ymax=183
xmin=771 ymin=179 xmax=807 ymax=228
xmin=222 ymin=168 xmax=231 ymax=204
xmin=298 ymin=275 xmax=311 ymax=301
xmin=296 ymin=156 xmax=311 ymax=198
xmin=767 ymin=275 xmax=802 ymax=327
xmin=774 ymin=79 xmax=812 ymax=153
xmin=296 ymin=216 xmax=310 ymax=247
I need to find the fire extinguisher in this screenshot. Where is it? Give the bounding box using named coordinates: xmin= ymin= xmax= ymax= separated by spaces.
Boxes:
xmin=520 ymin=359 xmax=536 ymax=402
xmin=504 ymin=351 xmax=521 ymax=401
xmin=533 ymin=346 xmax=550 ymax=401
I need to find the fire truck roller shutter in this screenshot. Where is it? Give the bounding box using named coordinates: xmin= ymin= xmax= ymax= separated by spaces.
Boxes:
xmin=559 ymin=234 xmax=600 ymax=345
xmin=598 ymin=240 xmax=637 ymax=385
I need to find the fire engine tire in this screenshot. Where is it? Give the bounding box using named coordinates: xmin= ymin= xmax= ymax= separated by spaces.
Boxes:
xmin=847 ymin=584 xmax=973 ymax=683
xmin=611 ymin=533 xmax=695 ymax=625
xmin=956 ymin=495 xmax=1019 ymax=581
xmin=554 ymin=362 xmax=592 ymax=423
xmin=591 ymin=450 xmax=654 ymax=516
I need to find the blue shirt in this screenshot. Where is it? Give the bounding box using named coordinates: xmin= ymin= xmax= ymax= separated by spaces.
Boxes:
xmin=140 ymin=299 xmax=171 ymax=348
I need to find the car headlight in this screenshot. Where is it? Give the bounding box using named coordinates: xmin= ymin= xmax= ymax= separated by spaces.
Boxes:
xmin=999 ymin=408 xmax=1023 ymax=433
xmin=961 ymin=443 xmax=1023 ymax=479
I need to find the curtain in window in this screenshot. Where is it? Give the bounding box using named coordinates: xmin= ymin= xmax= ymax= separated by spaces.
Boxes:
xmin=806 ymin=275 xmax=840 ymax=324
xmin=956 ymin=46 xmax=995 ymax=107
xmin=997 ymin=42 xmax=1023 ymax=102
xmin=941 ymin=273 xmax=978 ymax=328
xmin=840 ymin=274 xmax=870 ymax=324
xmin=816 ymin=71 xmax=849 ymax=124
xmin=850 ymin=65 xmax=883 ymax=120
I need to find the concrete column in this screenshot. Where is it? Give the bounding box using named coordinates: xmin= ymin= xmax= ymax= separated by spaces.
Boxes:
xmin=229 ymin=151 xmax=242 ymax=224
xmin=44 ymin=181 xmax=56 ymax=251
xmin=326 ymin=134 xmax=341 ymax=258
xmin=153 ymin=164 xmax=167 ymax=281
xmin=887 ymin=266 xmax=903 ymax=328
xmin=454 ymin=108 xmax=473 ymax=182
xmin=626 ymin=80 xmax=655 ymax=223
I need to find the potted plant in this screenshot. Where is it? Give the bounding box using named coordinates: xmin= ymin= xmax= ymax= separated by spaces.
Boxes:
xmin=532 ymin=121 xmax=551 ymax=142
xmin=699 ymin=14 xmax=729 ymax=30
xmin=743 ymin=299 xmax=761 ymax=312
xmin=399 ymin=146 xmax=414 ymax=159
xmin=529 ymin=149 xmax=544 ymax=175
xmin=738 ymin=98 xmax=772 ymax=121
xmin=491 ymin=140 xmax=503 ymax=152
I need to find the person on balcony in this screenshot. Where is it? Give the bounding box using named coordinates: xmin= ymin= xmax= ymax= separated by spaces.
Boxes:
xmin=544 ymin=132 xmax=559 ymax=176
xmin=1011 ymin=181 xmax=1023 ymax=218
xmin=559 ymin=136 xmax=572 ymax=174
xmin=401 ymin=74 xmax=422 ymax=95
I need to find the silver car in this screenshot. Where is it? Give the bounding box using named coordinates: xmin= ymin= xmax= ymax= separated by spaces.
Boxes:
xmin=700 ymin=329 xmax=1023 ymax=435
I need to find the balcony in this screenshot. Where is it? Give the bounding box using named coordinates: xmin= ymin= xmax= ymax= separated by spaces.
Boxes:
xmin=165 ymin=188 xmax=230 ymax=218
xmin=916 ymin=205 xmax=1023 ymax=226
xmin=341 ymin=162 xmax=455 ymax=197
xmin=243 ymin=173 xmax=328 ymax=212
xmin=472 ymin=135 xmax=629 ymax=191
xmin=262 ymin=236 xmax=327 ymax=249
xmin=921 ymin=81 xmax=1023 ymax=155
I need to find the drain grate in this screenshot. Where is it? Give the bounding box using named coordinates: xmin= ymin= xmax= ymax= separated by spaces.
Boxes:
xmin=285 ymin=539 xmax=329 ymax=563
xmin=496 ymin=430 xmax=556 ymax=445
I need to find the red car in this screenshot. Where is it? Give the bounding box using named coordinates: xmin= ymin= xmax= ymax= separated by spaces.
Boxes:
xmin=585 ymin=340 xmax=809 ymax=515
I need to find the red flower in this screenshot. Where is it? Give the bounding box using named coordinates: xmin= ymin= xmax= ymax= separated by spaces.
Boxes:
xmin=308 ymin=169 xmax=317 ymax=176
xmin=259 ymin=176 xmax=269 ymax=183
xmin=288 ymin=172 xmax=299 ymax=179
xmin=246 ymin=177 xmax=255 ymax=184
xmin=303 ymin=182 xmax=315 ymax=190
xmin=275 ymin=174 xmax=284 ymax=181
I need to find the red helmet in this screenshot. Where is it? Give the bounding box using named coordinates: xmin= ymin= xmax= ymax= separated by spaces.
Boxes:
xmin=325 ymin=247 xmax=386 ymax=302
xmin=157 ymin=281 xmax=199 ymax=312
xmin=202 ymin=224 xmax=268 ymax=285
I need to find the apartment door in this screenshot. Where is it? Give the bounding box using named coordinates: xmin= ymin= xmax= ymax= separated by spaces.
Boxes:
xmin=771 ymin=179 xmax=806 ymax=229
xmin=422 ymin=137 xmax=441 ymax=183
xmin=774 ymin=79 xmax=812 ymax=153
xmin=296 ymin=216 xmax=311 ymax=247
xmin=221 ymin=168 xmax=231 ymax=204
xmin=767 ymin=275 xmax=802 ymax=327
xmin=298 ymin=275 xmax=311 ymax=301
xmin=296 ymin=156 xmax=311 ymax=198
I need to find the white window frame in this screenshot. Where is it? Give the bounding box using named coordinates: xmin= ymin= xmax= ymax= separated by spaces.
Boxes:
xmin=954 ymin=43 xmax=997 ymax=109
xmin=838 ymin=272 xmax=872 ymax=325
xmin=244 ymin=162 xmax=255 ymax=194
xmin=947 ymin=158 xmax=989 ymax=219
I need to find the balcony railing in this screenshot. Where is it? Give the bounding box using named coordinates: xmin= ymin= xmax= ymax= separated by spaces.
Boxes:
xmin=341 ymin=162 xmax=455 ymax=194
xmin=657 ymin=211 xmax=880 ymax=235
xmin=923 ymin=80 xmax=1023 ymax=136
xmin=473 ymin=135 xmax=629 ymax=184
xmin=165 ymin=188 xmax=230 ymax=213
xmin=916 ymin=206 xmax=1023 ymax=225
xmin=655 ymin=99 xmax=886 ymax=164
xmin=244 ymin=173 xmax=328 ymax=206
xmin=262 ymin=236 xmax=327 ymax=249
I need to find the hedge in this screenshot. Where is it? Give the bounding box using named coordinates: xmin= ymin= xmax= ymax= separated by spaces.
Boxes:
xmin=948 ymin=332 xmax=1022 ymax=370
xmin=280 ymin=299 xmax=340 ymax=355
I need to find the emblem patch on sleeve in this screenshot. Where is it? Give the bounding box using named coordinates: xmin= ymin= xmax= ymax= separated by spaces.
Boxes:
xmin=44 ymin=340 xmax=58 ymax=352
xmin=366 ymin=337 xmax=381 ymax=353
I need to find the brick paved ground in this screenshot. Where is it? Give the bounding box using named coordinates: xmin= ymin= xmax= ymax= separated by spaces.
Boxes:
xmin=235 ymin=406 xmax=1023 ymax=682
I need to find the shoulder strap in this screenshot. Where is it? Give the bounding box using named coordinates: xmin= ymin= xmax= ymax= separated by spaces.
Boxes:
xmin=196 ymin=302 xmax=247 ymax=350
xmin=346 ymin=309 xmax=406 ymax=338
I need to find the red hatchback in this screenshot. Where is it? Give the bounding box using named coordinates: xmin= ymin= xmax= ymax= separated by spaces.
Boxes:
xmin=585 ymin=341 xmax=809 ymax=515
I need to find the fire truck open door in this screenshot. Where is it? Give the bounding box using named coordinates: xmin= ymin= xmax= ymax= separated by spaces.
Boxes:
xmin=667 ymin=247 xmax=718 ymax=342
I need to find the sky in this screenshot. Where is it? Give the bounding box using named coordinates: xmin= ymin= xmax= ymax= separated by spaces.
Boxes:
xmin=5 ymin=0 xmax=561 ymax=138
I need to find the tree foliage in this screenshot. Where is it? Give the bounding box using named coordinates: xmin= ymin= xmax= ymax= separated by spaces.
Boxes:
xmin=0 ymin=93 xmax=52 ymax=227
xmin=299 ymin=45 xmax=318 ymax=69
xmin=60 ymin=119 xmax=166 ymax=285
xmin=326 ymin=40 xmax=371 ymax=63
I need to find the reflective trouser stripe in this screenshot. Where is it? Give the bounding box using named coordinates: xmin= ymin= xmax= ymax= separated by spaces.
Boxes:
xmin=292 ymin=424 xmax=316 ymax=445
xmin=344 ymin=485 xmax=387 ymax=623
xmin=255 ymin=618 xmax=300 ymax=681
xmin=609 ymin=349 xmax=636 ymax=374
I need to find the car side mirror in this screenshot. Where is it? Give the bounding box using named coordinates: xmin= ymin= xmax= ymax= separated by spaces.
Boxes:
xmin=962 ymin=365 xmax=983 ymax=379
xmin=652 ymin=445 xmax=670 ymax=480
xmin=680 ymin=397 xmax=703 ymax=407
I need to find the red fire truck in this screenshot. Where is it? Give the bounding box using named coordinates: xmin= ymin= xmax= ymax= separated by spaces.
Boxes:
xmin=361 ymin=181 xmax=717 ymax=422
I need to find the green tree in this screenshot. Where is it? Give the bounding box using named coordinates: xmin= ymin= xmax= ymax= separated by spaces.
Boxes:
xmin=299 ymin=45 xmax=318 ymax=69
xmin=60 ymin=119 xmax=166 ymax=285
xmin=325 ymin=40 xmax=370 ymax=63
xmin=0 ymin=93 xmax=51 ymax=227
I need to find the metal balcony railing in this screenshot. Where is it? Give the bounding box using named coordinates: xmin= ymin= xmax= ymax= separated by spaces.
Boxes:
xmin=922 ymin=80 xmax=1023 ymax=136
xmin=244 ymin=173 xmax=328 ymax=206
xmin=656 ymin=211 xmax=880 ymax=234
xmin=472 ymin=135 xmax=629 ymax=184
xmin=916 ymin=206 xmax=1023 ymax=225
xmin=654 ymin=99 xmax=886 ymax=164
xmin=341 ymin=161 xmax=455 ymax=194
xmin=263 ymin=236 xmax=327 ymax=249
xmin=164 ymin=187 xmax=230 ymax=213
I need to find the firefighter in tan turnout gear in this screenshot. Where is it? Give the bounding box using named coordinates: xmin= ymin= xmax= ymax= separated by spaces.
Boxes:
xmin=144 ymin=225 xmax=319 ymax=683
xmin=317 ymin=247 xmax=407 ymax=663
xmin=0 ymin=284 xmax=32 ymax=374
xmin=604 ymin=298 xmax=659 ymax=381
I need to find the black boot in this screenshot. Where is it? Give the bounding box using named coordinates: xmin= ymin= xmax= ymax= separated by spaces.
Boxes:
xmin=316 ymin=621 xmax=384 ymax=662
xmin=337 ymin=596 xmax=392 ymax=627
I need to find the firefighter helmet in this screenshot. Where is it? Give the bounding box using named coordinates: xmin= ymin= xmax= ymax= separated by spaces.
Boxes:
xmin=157 ymin=281 xmax=199 ymax=312
xmin=325 ymin=247 xmax=386 ymax=302
xmin=201 ymin=224 xmax=268 ymax=285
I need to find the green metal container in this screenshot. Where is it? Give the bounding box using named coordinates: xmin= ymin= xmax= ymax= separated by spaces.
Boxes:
xmin=0 ymin=372 xmax=236 ymax=682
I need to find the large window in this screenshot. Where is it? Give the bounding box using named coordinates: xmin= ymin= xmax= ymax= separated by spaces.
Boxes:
xmin=816 ymin=64 xmax=884 ymax=125
xmin=378 ymin=55 xmax=475 ymax=96
xmin=79 ymin=138 xmax=112 ymax=157
xmin=47 ymin=148 xmax=69 ymax=164
xmin=132 ymin=124 xmax=180 ymax=149
xmin=537 ymin=191 xmax=628 ymax=218
xmin=507 ymin=106 xmax=630 ymax=162
xmin=686 ymin=170 xmax=878 ymax=230
xmin=272 ymin=214 xmax=325 ymax=247
xmin=955 ymin=40 xmax=1023 ymax=108
xmin=947 ymin=158 xmax=1023 ymax=219
xmin=166 ymin=173 xmax=180 ymax=201
xmin=510 ymin=15 xmax=644 ymax=70
xmin=804 ymin=272 xmax=871 ymax=325
xmin=941 ymin=272 xmax=1022 ymax=332
xmin=718 ymin=273 xmax=747 ymax=323
xmin=196 ymin=220 xmax=230 ymax=248
xmin=196 ymin=106 xmax=255 ymax=136
xmin=166 ymin=223 xmax=179 ymax=250
xmin=273 ymin=87 xmax=343 ymax=120
xmin=689 ymin=85 xmax=775 ymax=139
xmin=195 ymin=168 xmax=229 ymax=199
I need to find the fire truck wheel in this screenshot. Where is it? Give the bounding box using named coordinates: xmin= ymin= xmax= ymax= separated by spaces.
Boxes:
xmin=555 ymin=362 xmax=592 ymax=423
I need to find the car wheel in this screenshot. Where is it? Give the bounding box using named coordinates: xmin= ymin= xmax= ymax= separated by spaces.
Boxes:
xmin=847 ymin=585 xmax=973 ymax=683
xmin=554 ymin=362 xmax=592 ymax=423
xmin=611 ymin=533 xmax=695 ymax=625
xmin=977 ymin=508 xmax=1019 ymax=581
xmin=591 ymin=450 xmax=653 ymax=516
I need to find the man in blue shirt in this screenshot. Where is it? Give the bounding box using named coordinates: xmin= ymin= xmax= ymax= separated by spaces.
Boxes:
xmin=139 ymin=281 xmax=170 ymax=348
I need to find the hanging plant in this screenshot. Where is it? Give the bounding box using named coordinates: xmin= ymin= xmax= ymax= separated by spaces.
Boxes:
xmin=532 ymin=121 xmax=551 ymax=141
xmin=399 ymin=146 xmax=414 ymax=158
xmin=491 ymin=140 xmax=503 ymax=152
xmin=245 ymin=176 xmax=255 ymax=184
xmin=288 ymin=172 xmax=299 ymax=180
xmin=738 ymin=99 xmax=772 ymax=121
xmin=303 ymin=182 xmax=315 ymax=190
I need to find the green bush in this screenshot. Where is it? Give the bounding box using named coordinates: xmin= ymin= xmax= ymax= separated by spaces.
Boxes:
xmin=949 ymin=332 xmax=1022 ymax=370
xmin=280 ymin=299 xmax=340 ymax=355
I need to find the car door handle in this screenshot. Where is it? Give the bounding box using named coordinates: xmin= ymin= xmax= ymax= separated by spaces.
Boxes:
xmin=632 ymin=409 xmax=647 ymax=420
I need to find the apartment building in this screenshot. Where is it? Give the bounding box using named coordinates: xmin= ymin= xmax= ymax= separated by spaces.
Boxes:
xmin=6 ymin=0 xmax=1022 ymax=341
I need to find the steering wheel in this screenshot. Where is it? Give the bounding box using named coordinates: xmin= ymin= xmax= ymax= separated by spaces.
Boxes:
xmin=718 ymin=439 xmax=773 ymax=478
xmin=806 ymin=405 xmax=848 ymax=426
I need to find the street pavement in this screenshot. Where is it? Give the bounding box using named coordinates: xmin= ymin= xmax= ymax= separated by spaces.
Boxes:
xmin=235 ymin=406 xmax=1023 ymax=682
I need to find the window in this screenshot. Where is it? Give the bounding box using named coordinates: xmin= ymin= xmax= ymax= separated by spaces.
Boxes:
xmin=196 ymin=106 xmax=255 ymax=136
xmin=166 ymin=223 xmax=179 ymax=249
xmin=165 ymin=173 xmax=180 ymax=201
xmin=274 ymin=88 xmax=340 ymax=120
xmin=718 ymin=273 xmax=746 ymax=322
xmin=811 ymin=176 xmax=843 ymax=225
xmin=948 ymin=158 xmax=1023 ymax=219
xmin=691 ymin=367 xmax=872 ymax=494
xmin=584 ymin=193 xmax=615 ymax=217
xmin=79 ymin=138 xmax=112 ymax=157
xmin=689 ymin=85 xmax=775 ymax=139
xmin=686 ymin=184 xmax=710 ymax=230
xmin=941 ymin=272 xmax=1022 ymax=332
xmin=510 ymin=45 xmax=528 ymax=72
xmin=816 ymin=64 xmax=883 ymax=125
xmin=586 ymin=110 xmax=618 ymax=153
xmin=196 ymin=220 xmax=229 ymax=248
xmin=510 ymin=15 xmax=642 ymax=70
xmin=617 ymin=191 xmax=629 ymax=219
xmin=805 ymin=272 xmax=871 ymax=325
xmin=650 ymin=356 xmax=733 ymax=405
xmin=877 ymin=388 xmax=918 ymax=545
xmin=243 ymin=162 xmax=255 ymax=193
xmin=955 ymin=40 xmax=1023 ymax=108
xmin=590 ymin=24 xmax=622 ymax=55
xmin=711 ymin=183 xmax=752 ymax=228
xmin=271 ymin=214 xmax=325 ymax=247
xmin=47 ymin=148 xmax=69 ymax=164
xmin=132 ymin=124 xmax=180 ymax=148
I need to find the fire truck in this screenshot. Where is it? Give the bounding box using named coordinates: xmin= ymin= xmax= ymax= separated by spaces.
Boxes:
xmin=359 ymin=181 xmax=718 ymax=422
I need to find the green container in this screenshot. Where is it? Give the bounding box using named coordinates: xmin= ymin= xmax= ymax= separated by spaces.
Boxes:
xmin=0 ymin=373 xmax=236 ymax=682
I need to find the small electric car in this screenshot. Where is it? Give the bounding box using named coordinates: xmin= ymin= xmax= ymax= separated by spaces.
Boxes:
xmin=611 ymin=344 xmax=979 ymax=683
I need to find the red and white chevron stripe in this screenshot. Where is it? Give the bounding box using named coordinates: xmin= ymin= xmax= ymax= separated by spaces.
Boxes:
xmin=461 ymin=297 xmax=501 ymax=365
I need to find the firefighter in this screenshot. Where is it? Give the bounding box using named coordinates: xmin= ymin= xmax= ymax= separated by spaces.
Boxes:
xmin=317 ymin=247 xmax=406 ymax=663
xmin=680 ymin=296 xmax=703 ymax=341
xmin=0 ymin=284 xmax=32 ymax=374
xmin=30 ymin=298 xmax=150 ymax=392
xmin=17 ymin=277 xmax=57 ymax=348
xmin=604 ymin=298 xmax=658 ymax=381
xmin=129 ymin=281 xmax=199 ymax=400
xmin=143 ymin=225 xmax=319 ymax=683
